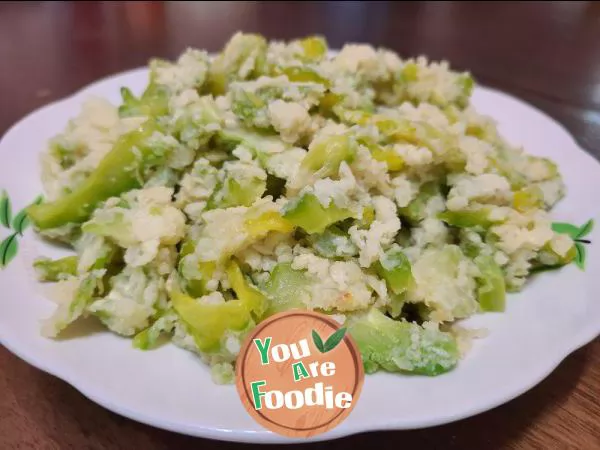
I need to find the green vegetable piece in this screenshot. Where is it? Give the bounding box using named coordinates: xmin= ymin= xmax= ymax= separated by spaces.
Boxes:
xmin=401 ymin=63 xmax=419 ymax=82
xmin=186 ymin=260 xmax=217 ymax=299
xmin=283 ymin=193 xmax=354 ymax=234
xmin=474 ymin=255 xmax=506 ymax=312
xmin=244 ymin=210 xmax=294 ymax=240
xmin=177 ymin=239 xmax=216 ymax=298
xmin=309 ymin=226 xmax=357 ymax=258
xmin=34 ymin=256 xmax=78 ymax=281
xmin=533 ymin=239 xmax=577 ymax=270
xmin=376 ymin=247 xmax=414 ymax=295
xmin=27 ymin=120 xmax=165 ymax=230
xmin=347 ymin=308 xmax=459 ymax=376
xmin=387 ymin=293 xmax=406 ymax=319
xmin=398 ymin=182 xmax=440 ymax=224
xmin=132 ymin=312 xmax=176 ymax=350
xmin=171 ymin=282 xmax=251 ymax=353
xmin=456 ymin=74 xmax=474 ymax=108
xmin=299 ymin=135 xmax=356 ymax=179
xmin=295 ymin=36 xmax=328 ymax=62
xmin=371 ymin=146 xmax=404 ymax=171
xmin=220 ymin=177 xmax=266 ymax=208
xmin=438 ymin=207 xmax=501 ymax=230
xmin=263 ymin=263 xmax=311 ymax=316
xmin=211 ymin=362 xmax=236 ymax=385
xmin=280 ymin=66 xmax=330 ymax=87
xmin=118 ymin=83 xmax=169 ymax=119
xmin=217 ymin=128 xmax=286 ymax=163
xmin=513 ymin=186 xmax=544 ymax=213
xmin=44 ymin=271 xmax=103 ymax=337
xmin=172 ymin=96 xmax=222 ymax=146
xmin=319 ymin=92 xmax=343 ymax=116
xmin=231 ymin=89 xmax=269 ymax=129
xmin=357 ymin=206 xmax=375 ymax=229
xmin=227 ymin=260 xmax=267 ymax=320
xmin=207 ymin=33 xmax=267 ymax=95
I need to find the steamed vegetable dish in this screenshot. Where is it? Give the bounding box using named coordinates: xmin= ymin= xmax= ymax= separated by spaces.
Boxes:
xmin=29 ymin=33 xmax=575 ymax=383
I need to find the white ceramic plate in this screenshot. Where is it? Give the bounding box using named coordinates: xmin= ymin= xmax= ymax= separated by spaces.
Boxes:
xmin=1 ymin=67 xmax=600 ymax=444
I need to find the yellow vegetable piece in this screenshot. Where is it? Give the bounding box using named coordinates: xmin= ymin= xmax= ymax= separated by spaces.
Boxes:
xmin=244 ymin=211 xmax=295 ymax=240
xmin=513 ymin=186 xmax=544 ymax=212
xmin=371 ymin=146 xmax=405 ymax=171
xmin=170 ymin=284 xmax=250 ymax=353
xmin=226 ymin=260 xmax=267 ymax=319
xmin=296 ymin=36 xmax=328 ymax=61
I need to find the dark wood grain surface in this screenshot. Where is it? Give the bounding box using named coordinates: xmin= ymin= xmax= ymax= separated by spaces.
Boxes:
xmin=1 ymin=2 xmax=599 ymax=449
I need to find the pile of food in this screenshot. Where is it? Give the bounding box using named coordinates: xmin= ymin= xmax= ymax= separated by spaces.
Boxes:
xmin=28 ymin=33 xmax=574 ymax=383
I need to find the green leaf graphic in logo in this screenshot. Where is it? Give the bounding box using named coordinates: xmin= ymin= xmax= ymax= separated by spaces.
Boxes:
xmin=312 ymin=327 xmax=347 ymax=353
xmin=0 ymin=233 xmax=18 ymax=268
xmin=552 ymin=219 xmax=593 ymax=271
xmin=323 ymin=327 xmax=347 ymax=353
xmin=312 ymin=330 xmax=325 ymax=353
xmin=0 ymin=190 xmax=11 ymax=229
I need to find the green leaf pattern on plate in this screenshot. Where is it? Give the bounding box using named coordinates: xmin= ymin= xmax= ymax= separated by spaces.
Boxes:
xmin=0 ymin=191 xmax=43 ymax=270
xmin=0 ymin=233 xmax=18 ymax=268
xmin=574 ymin=243 xmax=586 ymax=270
xmin=0 ymin=190 xmax=11 ymax=229
xmin=552 ymin=219 xmax=594 ymax=271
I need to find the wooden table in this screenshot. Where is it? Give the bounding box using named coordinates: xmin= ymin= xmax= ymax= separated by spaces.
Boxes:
xmin=1 ymin=2 xmax=599 ymax=448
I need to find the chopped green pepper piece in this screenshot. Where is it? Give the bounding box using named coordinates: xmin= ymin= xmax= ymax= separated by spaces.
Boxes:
xmin=244 ymin=210 xmax=295 ymax=240
xmin=118 ymin=84 xmax=168 ymax=118
xmin=132 ymin=311 xmax=176 ymax=350
xmin=376 ymin=247 xmax=414 ymax=295
xmin=283 ymin=193 xmax=354 ymax=234
xmin=513 ymin=186 xmax=544 ymax=213
xmin=370 ymin=145 xmax=404 ymax=171
xmin=34 ymin=256 xmax=78 ymax=281
xmin=207 ymin=33 xmax=267 ymax=95
xmin=533 ymin=239 xmax=577 ymax=271
xmin=438 ymin=207 xmax=502 ymax=230
xmin=299 ymin=134 xmax=356 ymax=179
xmin=171 ymin=283 xmax=251 ymax=353
xmin=220 ymin=178 xmax=267 ymax=208
xmin=263 ymin=263 xmax=311 ymax=316
xmin=474 ymin=255 xmax=506 ymax=312
xmin=279 ymin=66 xmax=330 ymax=87
xmin=295 ymin=36 xmax=328 ymax=62
xmin=399 ymin=182 xmax=440 ymax=224
xmin=28 ymin=120 xmax=165 ymax=230
xmin=347 ymin=308 xmax=459 ymax=375
xmin=308 ymin=226 xmax=358 ymax=258
xmin=226 ymin=260 xmax=267 ymax=320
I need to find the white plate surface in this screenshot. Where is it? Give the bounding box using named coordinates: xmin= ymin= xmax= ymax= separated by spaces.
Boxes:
xmin=1 ymin=67 xmax=600 ymax=444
